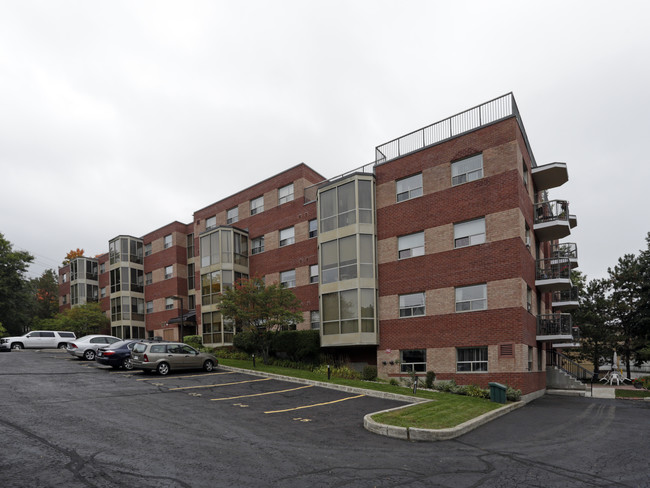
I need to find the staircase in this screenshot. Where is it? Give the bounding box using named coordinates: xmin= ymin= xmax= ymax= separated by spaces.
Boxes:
xmin=546 ymin=350 xmax=595 ymax=396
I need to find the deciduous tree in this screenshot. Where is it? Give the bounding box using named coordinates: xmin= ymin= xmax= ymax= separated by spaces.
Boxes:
xmin=0 ymin=233 xmax=34 ymax=335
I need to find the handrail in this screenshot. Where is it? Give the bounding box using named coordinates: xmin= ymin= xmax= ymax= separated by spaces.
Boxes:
xmin=547 ymin=349 xmax=594 ymax=383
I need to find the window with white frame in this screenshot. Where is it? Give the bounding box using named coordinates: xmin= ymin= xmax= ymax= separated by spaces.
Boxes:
xmin=455 ymin=284 xmax=487 ymax=312
xmin=396 ymin=173 xmax=423 ymax=202
xmin=457 ymin=347 xmax=488 ymax=372
xmin=523 ymin=159 xmax=528 ymax=188
xmin=144 ymin=243 xmax=152 ymax=256
xmin=164 ymin=234 xmax=172 ymax=249
xmin=164 ymin=265 xmax=173 ymax=280
xmin=146 ymin=301 xmax=153 ymax=314
xmin=251 ymin=236 xmax=264 ymax=255
xmin=454 ymin=218 xmax=486 ymax=248
xmin=399 ymin=292 xmax=425 ymax=318
xmin=165 ymin=297 xmax=174 ymax=310
xmin=280 ymin=270 xmax=296 ymax=288
xmin=278 ymin=183 xmax=294 ymax=205
xmin=310 ymin=264 xmax=318 ymax=283
xmin=452 ymin=154 xmax=483 ymax=186
xmin=227 ymin=207 xmax=238 ymax=224
xmin=250 ymin=196 xmax=264 ymax=215
xmin=527 ymin=286 xmax=533 ymax=313
xmin=279 ymin=227 xmax=295 ymax=247
xmin=100 ymin=287 xmax=106 ymax=298
xmin=145 ymin=272 xmax=152 ymax=285
xmin=528 ymin=346 xmax=534 ymax=371
xmin=398 ymin=232 xmax=424 ymax=259
xmin=310 ymin=311 xmax=320 ymax=330
xmin=400 ymin=349 xmax=426 ymax=373
xmin=206 ymin=216 xmax=217 ymax=231
xmin=309 ymin=219 xmax=318 ymax=238
xmin=100 ymin=263 xmax=105 ymax=273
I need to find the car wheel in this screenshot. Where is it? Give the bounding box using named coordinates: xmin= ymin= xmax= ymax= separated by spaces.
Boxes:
xmin=157 ymin=362 xmax=170 ymax=376
xmin=84 ymin=350 xmax=96 ymax=361
xmin=58 ymin=343 xmax=67 ymax=349
xmin=203 ymin=360 xmax=214 ymax=372
xmin=11 ymin=343 xmax=22 ymax=350
xmin=122 ymin=358 xmax=133 ymax=370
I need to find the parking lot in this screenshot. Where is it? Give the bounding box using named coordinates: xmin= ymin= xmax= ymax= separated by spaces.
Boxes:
xmin=1 ymin=349 xmax=649 ymax=488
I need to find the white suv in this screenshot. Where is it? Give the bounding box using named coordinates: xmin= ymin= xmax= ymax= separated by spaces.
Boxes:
xmin=0 ymin=331 xmax=77 ymax=351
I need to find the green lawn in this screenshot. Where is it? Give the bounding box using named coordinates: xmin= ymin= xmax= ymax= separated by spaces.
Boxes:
xmin=616 ymin=389 xmax=650 ymax=399
xmin=218 ymin=357 xmax=504 ymax=429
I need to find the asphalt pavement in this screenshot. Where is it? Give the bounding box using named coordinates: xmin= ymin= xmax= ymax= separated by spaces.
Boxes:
xmin=0 ymin=349 xmax=648 ymax=487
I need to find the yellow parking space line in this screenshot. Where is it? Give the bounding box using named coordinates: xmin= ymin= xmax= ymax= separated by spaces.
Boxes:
xmin=136 ymin=371 xmax=234 ymax=381
xmin=169 ymin=378 xmax=271 ymax=391
xmin=264 ymin=394 xmax=365 ymax=414
xmin=211 ymin=384 xmax=314 ymax=401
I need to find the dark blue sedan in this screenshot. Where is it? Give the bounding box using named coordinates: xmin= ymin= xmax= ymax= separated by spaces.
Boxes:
xmin=96 ymin=340 xmax=138 ymax=370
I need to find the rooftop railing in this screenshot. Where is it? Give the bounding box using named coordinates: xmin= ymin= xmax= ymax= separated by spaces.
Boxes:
xmin=374 ymin=93 xmax=536 ymax=166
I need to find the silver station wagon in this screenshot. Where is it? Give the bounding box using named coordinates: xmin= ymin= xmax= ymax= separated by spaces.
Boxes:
xmin=130 ymin=342 xmax=218 ymax=375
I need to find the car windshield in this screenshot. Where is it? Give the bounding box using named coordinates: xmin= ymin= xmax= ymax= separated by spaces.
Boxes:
xmin=107 ymin=340 xmax=131 ymax=350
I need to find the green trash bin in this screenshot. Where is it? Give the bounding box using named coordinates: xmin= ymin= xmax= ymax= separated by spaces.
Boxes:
xmin=488 ymin=382 xmax=507 ymax=404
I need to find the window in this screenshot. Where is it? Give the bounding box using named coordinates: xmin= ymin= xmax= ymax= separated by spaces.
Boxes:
xmin=62 ymin=273 xmax=67 ymax=283
xmin=164 ymin=234 xmax=172 ymax=249
xmin=452 ymin=154 xmax=483 ymax=186
xmin=319 ymin=182 xmax=356 ymax=233
xmin=206 ymin=216 xmax=216 ymax=231
xmin=146 ymin=301 xmax=153 ymax=314
xmin=523 ymin=159 xmax=529 ymax=188
xmin=400 ymin=349 xmax=426 ymax=373
xmin=399 ymin=293 xmax=425 ymax=318
xmin=454 ymin=218 xmax=486 ymax=248
xmin=187 ymin=234 xmax=194 ymax=258
xmin=525 ymin=224 xmax=531 ymax=249
xmin=100 ymin=263 xmax=105 ymax=273
xmin=457 ymin=347 xmax=488 ymax=372
xmin=455 ymin=284 xmax=487 ymax=312
xmin=227 ymin=207 xmax=238 ymax=224
xmin=279 ymin=227 xmax=295 ymax=247
xmin=398 ymin=232 xmax=424 ymax=259
xmin=145 ymin=272 xmax=152 ymax=285
xmin=280 ymin=270 xmax=296 ymax=288
xmin=251 ymin=236 xmax=264 ymax=255
xmin=396 ymin=173 xmax=423 ymax=202
xmin=527 ymin=287 xmax=533 ymax=313
xmin=100 ymin=287 xmax=106 ymax=298
xmin=528 ymin=346 xmax=534 ymax=372
xmin=279 ymin=183 xmax=294 ymax=205
xmin=165 ymin=265 xmax=173 ymax=280
xmin=188 ymin=263 xmax=195 ymax=290
xmin=322 ymin=288 xmax=375 ymax=335
xmin=165 ymin=298 xmax=174 ymax=310
xmin=200 ymin=231 xmax=220 ymax=267
xmin=310 ymin=264 xmax=319 ymax=284
xmin=309 ymin=219 xmax=318 ymax=238
xmin=250 ymin=196 xmax=264 ymax=215
xmin=310 ymin=311 xmax=320 ymax=330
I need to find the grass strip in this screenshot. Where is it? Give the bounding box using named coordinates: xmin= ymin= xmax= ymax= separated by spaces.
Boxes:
xmin=218 ymin=357 xmax=502 ymax=428
xmin=616 ymin=389 xmax=650 ymax=398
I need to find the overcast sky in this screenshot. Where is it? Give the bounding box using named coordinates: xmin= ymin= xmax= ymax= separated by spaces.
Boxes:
xmin=1 ymin=1 xmax=649 ymax=282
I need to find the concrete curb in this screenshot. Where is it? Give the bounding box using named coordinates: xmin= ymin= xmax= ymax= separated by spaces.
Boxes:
xmin=364 ymin=400 xmax=525 ymax=441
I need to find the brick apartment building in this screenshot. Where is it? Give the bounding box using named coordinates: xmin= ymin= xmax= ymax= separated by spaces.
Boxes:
xmin=59 ymin=93 xmax=578 ymax=398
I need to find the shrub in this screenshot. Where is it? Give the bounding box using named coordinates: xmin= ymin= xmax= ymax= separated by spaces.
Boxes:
xmin=183 ymin=335 xmax=202 ymax=349
xmin=212 ymin=347 xmax=250 ymax=360
xmin=362 ymin=366 xmax=378 ymax=381
xmin=232 ymin=330 xmax=259 ymax=354
xmin=465 ymin=384 xmax=490 ymax=399
xmin=425 ymin=371 xmax=436 ymax=389
xmin=389 ymin=378 xmax=399 ymax=386
xmin=435 ymin=380 xmax=456 ymax=392
xmin=272 ymin=330 xmax=320 ymax=363
xmin=506 ymin=386 xmax=522 ymax=402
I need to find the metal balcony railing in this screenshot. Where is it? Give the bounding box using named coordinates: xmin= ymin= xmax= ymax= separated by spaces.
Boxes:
xmin=536 ymin=257 xmax=571 ymax=281
xmin=374 ymin=93 xmax=534 ymax=166
xmin=534 ymin=200 xmax=570 ymax=225
xmin=553 ymin=287 xmax=579 ymax=304
xmin=537 ymin=313 xmax=573 ymax=337
xmin=550 ymin=242 xmax=577 ymax=261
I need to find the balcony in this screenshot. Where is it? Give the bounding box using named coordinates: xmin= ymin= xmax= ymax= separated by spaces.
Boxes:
xmin=537 ymin=313 xmax=573 ymax=342
xmin=552 ymin=326 xmax=581 ymax=348
xmin=536 ymin=257 xmax=571 ymax=293
xmin=531 ymin=162 xmax=568 ymax=191
xmin=550 ymin=242 xmax=578 ymax=269
xmin=569 ymin=214 xmax=578 ymax=228
xmin=534 ymin=200 xmax=571 ymax=241
xmin=552 ymin=287 xmax=579 ymax=311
